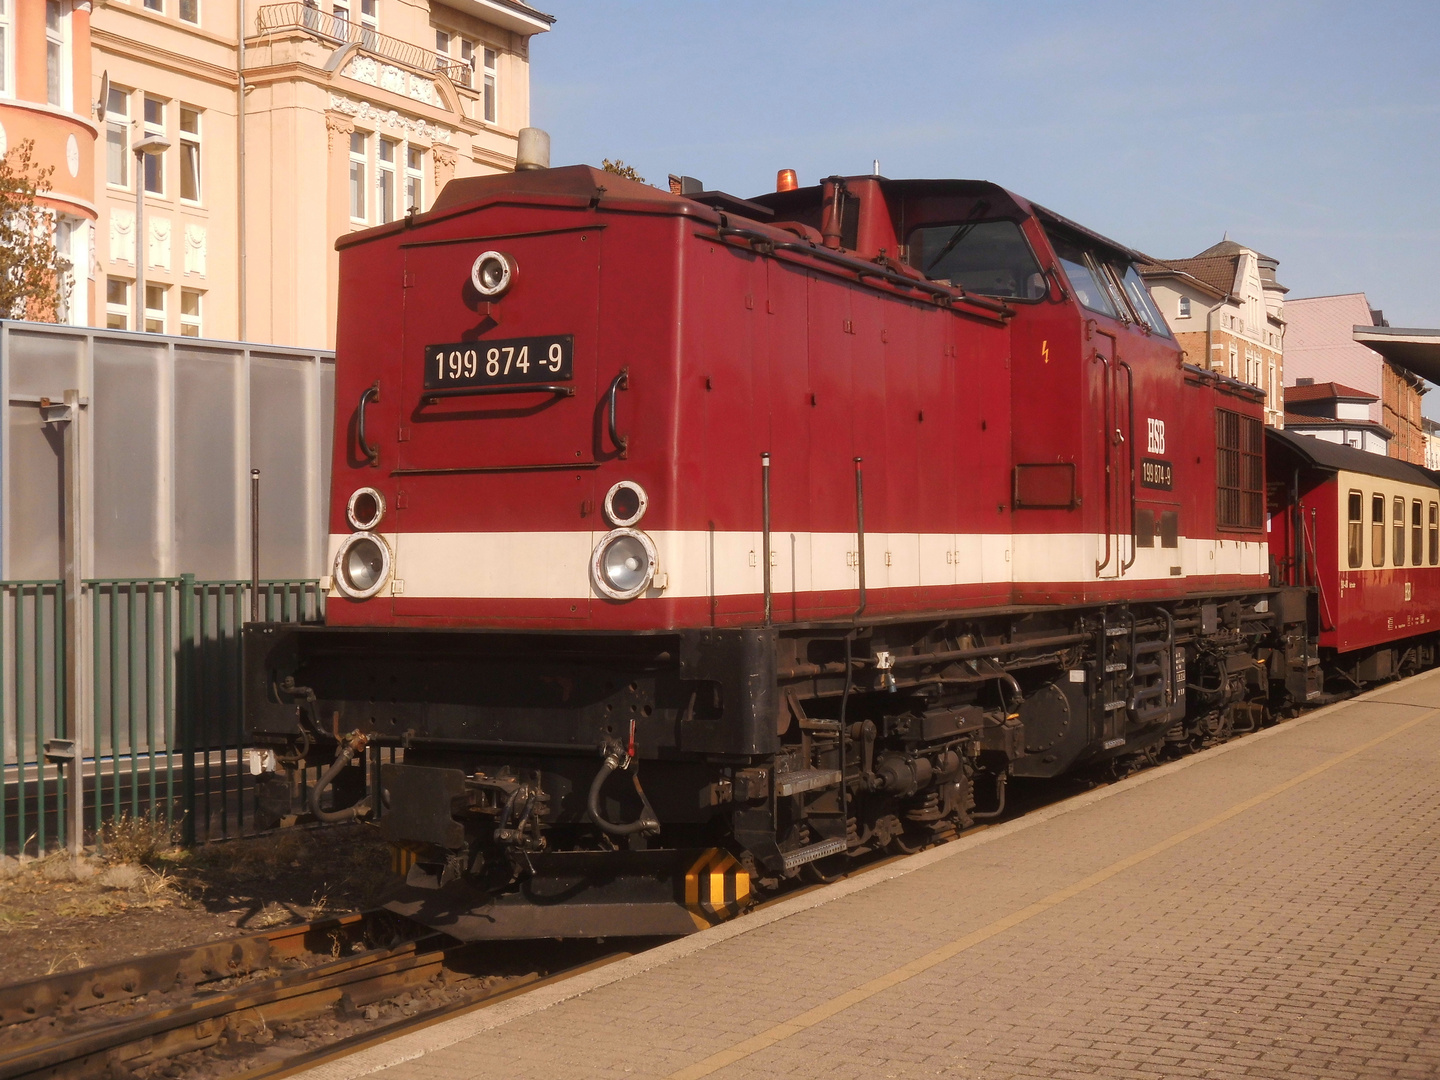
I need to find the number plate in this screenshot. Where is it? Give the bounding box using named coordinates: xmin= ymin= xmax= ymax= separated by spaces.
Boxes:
xmin=423 ymin=335 xmax=573 ymax=389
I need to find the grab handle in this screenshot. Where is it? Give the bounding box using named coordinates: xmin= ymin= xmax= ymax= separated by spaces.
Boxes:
xmin=357 ymin=382 xmax=380 ymax=467
xmin=606 ymin=367 xmax=629 ymax=458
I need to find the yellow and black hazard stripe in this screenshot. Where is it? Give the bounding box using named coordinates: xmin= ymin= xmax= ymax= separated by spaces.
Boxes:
xmin=389 ymin=842 xmax=425 ymax=878
xmin=684 ymin=848 xmax=752 ymax=928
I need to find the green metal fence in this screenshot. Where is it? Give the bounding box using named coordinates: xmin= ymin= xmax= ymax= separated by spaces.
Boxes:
xmin=1 ymin=578 xmax=323 ymax=856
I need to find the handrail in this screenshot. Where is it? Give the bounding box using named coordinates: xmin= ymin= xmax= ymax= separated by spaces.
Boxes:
xmin=255 ymin=3 xmax=472 ymax=86
xmin=1118 ymin=359 xmax=1137 ymax=575
xmin=605 ymin=368 xmax=629 ymax=458
xmin=421 ymin=383 xmax=574 ymax=404
xmin=357 ymin=381 xmax=380 ymax=467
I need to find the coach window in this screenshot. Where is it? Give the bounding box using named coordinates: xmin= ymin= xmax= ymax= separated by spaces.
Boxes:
xmin=1393 ymin=496 xmax=1405 ymax=566
xmin=1348 ymin=491 xmax=1363 ymax=568
xmin=1430 ymin=502 xmax=1438 ymax=565
xmin=908 ymin=220 xmax=1046 ymax=300
xmin=1413 ymin=499 xmax=1424 ymax=566
xmin=1372 ymin=494 xmax=1385 ymax=567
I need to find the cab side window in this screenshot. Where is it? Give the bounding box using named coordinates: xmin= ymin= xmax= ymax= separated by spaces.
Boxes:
xmin=1347 ymin=491 xmax=1363 ymax=568
xmin=1047 ymin=234 xmax=1118 ymax=318
xmin=1372 ymin=494 xmax=1385 ymax=567
xmin=1107 ymin=261 xmax=1174 ymax=338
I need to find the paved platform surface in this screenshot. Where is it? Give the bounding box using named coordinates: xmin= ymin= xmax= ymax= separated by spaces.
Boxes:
xmin=305 ymin=673 xmax=1440 ymax=1080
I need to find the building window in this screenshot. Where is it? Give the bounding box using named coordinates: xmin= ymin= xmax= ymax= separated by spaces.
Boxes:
xmin=144 ymin=284 xmax=166 ymax=333
xmin=179 ymin=0 xmax=198 ymax=23
xmin=349 ymin=131 xmax=367 ymax=221
xmin=1430 ymin=502 xmax=1438 ymax=566
xmin=180 ymin=107 xmax=201 ymax=202
xmin=1215 ymin=408 xmax=1263 ymax=530
xmin=1394 ymin=495 xmax=1405 ymax=566
xmin=1372 ymin=494 xmax=1385 ymax=568
xmin=1412 ymin=499 xmax=1423 ymax=566
xmin=144 ymin=0 xmax=162 ymax=9
xmin=405 ymin=145 xmax=423 ymax=211
xmin=45 ymin=1 xmax=66 ymax=109
xmin=180 ymin=289 xmax=202 ymax=336
xmin=52 ymin=216 xmax=79 ymax=324
xmin=459 ymin=39 xmax=475 ymax=87
xmin=435 ymin=28 xmax=450 ymax=68
xmin=334 ymin=2 xmax=349 ymax=32
xmin=143 ymin=96 xmax=166 ymax=195
xmin=1347 ymin=491 xmax=1363 ymax=569
xmin=358 ymin=0 xmax=377 ymax=47
xmin=106 ymin=277 xmax=130 ymax=330
xmin=0 ymin=0 xmax=11 ymax=97
xmin=106 ymin=87 xmax=130 ymax=187
xmin=482 ymin=47 xmax=496 ymax=123
xmin=1177 ymin=296 xmax=1190 ymax=318
xmin=378 ymin=137 xmax=397 ymax=224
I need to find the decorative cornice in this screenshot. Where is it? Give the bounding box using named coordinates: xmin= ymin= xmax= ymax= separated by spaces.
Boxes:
xmin=91 ymin=27 xmax=237 ymax=87
xmin=328 ymin=94 xmax=454 ymax=146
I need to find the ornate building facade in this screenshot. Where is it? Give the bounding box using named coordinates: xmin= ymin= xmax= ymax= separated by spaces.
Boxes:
xmin=82 ymin=0 xmax=551 ymax=345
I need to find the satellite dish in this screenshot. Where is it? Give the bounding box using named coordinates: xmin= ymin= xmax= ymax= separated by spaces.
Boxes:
xmin=96 ymin=70 xmax=109 ymax=120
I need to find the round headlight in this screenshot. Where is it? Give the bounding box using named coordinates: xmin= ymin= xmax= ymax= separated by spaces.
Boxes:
xmin=470 ymin=250 xmax=515 ymax=297
xmin=334 ymin=532 xmax=392 ymax=600
xmin=347 ymin=487 xmax=385 ymax=531
xmin=603 ymin=480 xmax=648 ymax=527
xmin=591 ymin=528 xmax=657 ymax=601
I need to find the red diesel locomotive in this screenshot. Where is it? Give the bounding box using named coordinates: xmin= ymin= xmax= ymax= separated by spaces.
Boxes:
xmin=243 ymin=158 xmax=1436 ymax=939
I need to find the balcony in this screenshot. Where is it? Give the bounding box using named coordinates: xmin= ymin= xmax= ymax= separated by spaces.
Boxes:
xmin=255 ymin=3 xmax=473 ymax=88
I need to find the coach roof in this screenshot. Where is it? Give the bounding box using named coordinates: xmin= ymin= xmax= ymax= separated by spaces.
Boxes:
xmin=1267 ymin=427 xmax=1440 ymax=489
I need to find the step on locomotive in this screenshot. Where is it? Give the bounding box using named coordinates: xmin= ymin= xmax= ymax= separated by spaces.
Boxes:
xmin=243 ymin=139 xmax=1439 ymax=939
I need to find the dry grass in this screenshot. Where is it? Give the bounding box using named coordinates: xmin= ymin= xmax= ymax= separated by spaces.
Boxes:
xmin=101 ymin=812 xmax=183 ymax=867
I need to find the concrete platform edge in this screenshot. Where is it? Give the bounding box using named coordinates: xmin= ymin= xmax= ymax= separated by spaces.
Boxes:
xmin=295 ymin=671 xmax=1436 ymax=1080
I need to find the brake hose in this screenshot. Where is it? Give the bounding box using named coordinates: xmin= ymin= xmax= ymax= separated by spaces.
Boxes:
xmin=587 ymin=729 xmax=660 ymax=837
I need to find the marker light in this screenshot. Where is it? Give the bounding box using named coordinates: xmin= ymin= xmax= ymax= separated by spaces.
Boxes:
xmin=347 ymin=487 xmax=385 ymax=531
xmin=334 ymin=532 xmax=392 ymax=599
xmin=603 ymin=480 xmax=649 ymax=528
xmin=776 ymin=169 xmax=798 ymax=192
xmin=591 ymin=528 xmax=658 ymax=601
xmin=470 ymin=250 xmax=515 ymax=297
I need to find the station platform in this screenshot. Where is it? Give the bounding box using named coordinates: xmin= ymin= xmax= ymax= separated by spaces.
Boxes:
xmin=303 ymin=673 xmax=1440 ymax=1080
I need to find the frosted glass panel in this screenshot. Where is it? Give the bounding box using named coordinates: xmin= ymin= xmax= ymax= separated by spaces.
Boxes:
xmin=9 ymin=330 xmax=83 ymax=397
xmin=250 ymin=357 xmax=312 ymax=578
xmin=93 ymin=341 xmax=163 ymax=577
xmin=174 ymin=348 xmax=241 ymax=578
xmin=8 ymin=405 xmax=64 ymax=580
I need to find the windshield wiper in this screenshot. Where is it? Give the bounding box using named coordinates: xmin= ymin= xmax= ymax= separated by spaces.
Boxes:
xmin=924 ymin=200 xmax=991 ymax=275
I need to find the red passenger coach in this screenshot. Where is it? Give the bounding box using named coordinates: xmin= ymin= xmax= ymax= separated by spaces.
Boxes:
xmin=1267 ymin=429 xmax=1440 ymax=676
xmin=243 ymin=159 xmax=1410 ymax=941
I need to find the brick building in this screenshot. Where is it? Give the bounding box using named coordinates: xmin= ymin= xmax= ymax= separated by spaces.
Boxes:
xmin=1139 ymin=239 xmax=1287 ymax=428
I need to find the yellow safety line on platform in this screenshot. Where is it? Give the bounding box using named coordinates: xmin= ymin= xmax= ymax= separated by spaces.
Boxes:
xmin=667 ymin=708 xmax=1439 ymax=1080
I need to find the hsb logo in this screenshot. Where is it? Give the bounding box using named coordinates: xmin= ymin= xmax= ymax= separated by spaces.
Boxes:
xmin=1146 ymin=418 xmax=1165 ymax=455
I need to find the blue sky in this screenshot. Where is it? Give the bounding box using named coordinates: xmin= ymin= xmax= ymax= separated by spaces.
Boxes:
xmin=531 ymin=1 xmax=1439 ymax=351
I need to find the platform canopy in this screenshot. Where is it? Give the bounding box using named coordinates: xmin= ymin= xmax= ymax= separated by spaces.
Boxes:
xmin=1352 ymin=325 xmax=1440 ymax=385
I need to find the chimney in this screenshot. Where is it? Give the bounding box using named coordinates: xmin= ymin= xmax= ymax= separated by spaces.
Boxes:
xmin=1296 ymin=378 xmax=1314 ymax=386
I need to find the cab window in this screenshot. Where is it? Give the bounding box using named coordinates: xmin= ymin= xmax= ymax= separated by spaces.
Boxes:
xmin=1108 ymin=261 xmax=1173 ymax=338
xmin=907 ymin=220 xmax=1045 ymax=300
xmin=1048 ymin=234 xmax=1118 ymax=317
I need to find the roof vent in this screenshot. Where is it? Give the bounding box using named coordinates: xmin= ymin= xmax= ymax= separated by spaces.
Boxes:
xmin=516 ymin=128 xmax=550 ymax=171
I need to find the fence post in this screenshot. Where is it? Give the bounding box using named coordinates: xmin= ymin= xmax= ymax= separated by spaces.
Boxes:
xmin=61 ymin=389 xmax=84 ymax=855
xmin=179 ymin=573 xmax=197 ymax=846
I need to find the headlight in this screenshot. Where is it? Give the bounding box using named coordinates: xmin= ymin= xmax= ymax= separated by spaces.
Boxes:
xmin=603 ymin=480 xmax=648 ymax=527
xmin=591 ymin=528 xmax=657 ymax=601
xmin=334 ymin=532 xmax=392 ymax=599
xmin=470 ymin=250 xmax=515 ymax=297
xmin=347 ymin=487 xmax=385 ymax=531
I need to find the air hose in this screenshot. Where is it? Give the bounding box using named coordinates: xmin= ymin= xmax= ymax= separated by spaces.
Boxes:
xmin=309 ymin=732 xmax=374 ymax=823
xmin=587 ymin=729 xmax=660 ymax=837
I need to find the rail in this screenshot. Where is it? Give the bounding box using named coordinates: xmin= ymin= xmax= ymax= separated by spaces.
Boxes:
xmin=255 ymin=3 xmax=472 ymax=87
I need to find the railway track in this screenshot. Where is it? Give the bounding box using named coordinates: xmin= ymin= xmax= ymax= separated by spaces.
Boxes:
xmin=0 ymin=909 xmax=630 ymax=1080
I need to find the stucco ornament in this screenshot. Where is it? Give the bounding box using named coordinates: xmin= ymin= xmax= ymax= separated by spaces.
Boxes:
xmin=109 ymin=210 xmax=134 ymax=264
xmin=66 ymin=134 xmax=79 ymax=177
xmin=0 ymin=120 xmax=7 ymax=158
xmin=327 ymin=94 xmax=453 ymax=144
xmin=184 ymin=224 xmax=207 ymax=276
xmin=149 ymin=216 xmax=171 ymax=271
